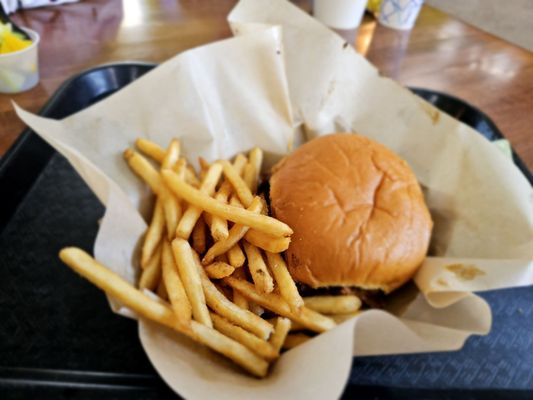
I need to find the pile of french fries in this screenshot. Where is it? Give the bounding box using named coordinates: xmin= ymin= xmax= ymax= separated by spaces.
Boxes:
xmin=59 ymin=138 xmax=362 ymax=378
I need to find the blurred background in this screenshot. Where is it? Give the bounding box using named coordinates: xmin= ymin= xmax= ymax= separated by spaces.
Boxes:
xmin=428 ymin=0 xmax=532 ymax=52
xmin=1 ymin=0 xmax=533 ymax=170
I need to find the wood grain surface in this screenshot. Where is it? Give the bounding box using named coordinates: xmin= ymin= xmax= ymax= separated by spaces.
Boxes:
xmin=1 ymin=0 xmax=532 ymax=170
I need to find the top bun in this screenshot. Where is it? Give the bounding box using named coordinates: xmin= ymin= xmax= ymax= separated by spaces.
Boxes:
xmin=269 ymin=133 xmax=432 ymax=293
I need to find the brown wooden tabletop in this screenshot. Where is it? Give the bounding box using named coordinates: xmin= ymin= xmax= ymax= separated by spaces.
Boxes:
xmin=1 ymin=0 xmax=532 ymax=171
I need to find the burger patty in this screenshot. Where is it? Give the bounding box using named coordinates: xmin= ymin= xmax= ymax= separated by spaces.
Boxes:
xmin=295 ymin=282 xmax=386 ymax=309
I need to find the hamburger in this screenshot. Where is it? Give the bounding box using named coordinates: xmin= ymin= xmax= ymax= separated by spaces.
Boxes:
xmin=269 ymin=133 xmax=432 ymax=301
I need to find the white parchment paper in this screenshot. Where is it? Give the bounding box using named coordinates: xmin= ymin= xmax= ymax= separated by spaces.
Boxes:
xmin=13 ymin=0 xmax=533 ymax=398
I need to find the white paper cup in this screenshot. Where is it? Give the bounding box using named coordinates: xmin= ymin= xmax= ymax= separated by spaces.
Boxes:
xmin=0 ymin=28 xmax=40 ymax=94
xmin=378 ymin=0 xmax=424 ymax=30
xmin=314 ymin=0 xmax=368 ymax=29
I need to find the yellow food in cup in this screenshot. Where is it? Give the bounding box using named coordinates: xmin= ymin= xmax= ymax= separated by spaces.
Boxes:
xmin=0 ymin=23 xmax=32 ymax=55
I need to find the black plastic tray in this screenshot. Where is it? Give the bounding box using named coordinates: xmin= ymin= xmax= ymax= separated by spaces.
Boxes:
xmin=0 ymin=63 xmax=532 ymax=400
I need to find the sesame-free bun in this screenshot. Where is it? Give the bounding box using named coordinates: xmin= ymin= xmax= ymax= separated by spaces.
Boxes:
xmin=269 ymin=133 xmax=432 ymax=293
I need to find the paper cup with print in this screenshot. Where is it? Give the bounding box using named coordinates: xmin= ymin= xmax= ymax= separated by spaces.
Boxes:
xmin=378 ymin=0 xmax=424 ymax=30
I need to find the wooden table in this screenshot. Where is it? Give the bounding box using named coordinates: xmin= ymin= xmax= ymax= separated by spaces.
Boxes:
xmin=2 ymin=0 xmax=533 ymax=171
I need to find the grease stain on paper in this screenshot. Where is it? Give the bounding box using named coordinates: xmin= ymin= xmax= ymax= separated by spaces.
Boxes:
xmin=446 ymin=264 xmax=486 ymax=280
xmin=430 ymin=109 xmax=440 ymax=125
xmin=435 ymin=278 xmax=449 ymax=287
xmin=418 ymin=100 xmax=441 ymax=125
xmin=319 ymin=79 xmax=338 ymax=111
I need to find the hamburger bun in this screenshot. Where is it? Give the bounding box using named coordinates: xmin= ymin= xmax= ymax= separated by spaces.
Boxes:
xmin=269 ymin=133 xmax=432 ymax=293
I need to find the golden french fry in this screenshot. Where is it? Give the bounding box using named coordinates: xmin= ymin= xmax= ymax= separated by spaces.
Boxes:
xmin=124 ymin=149 xmax=163 ymax=194
xmin=216 ymin=252 xmax=229 ymax=264
xmin=139 ymin=244 xmax=162 ymax=290
xmin=283 ymin=333 xmax=311 ymax=349
xmin=210 ymin=154 xmax=247 ymax=241
xmin=220 ymin=160 xmax=254 ymax=207
xmin=202 ymin=197 xmax=263 ymax=265
xmin=60 ymin=247 xmax=182 ymax=327
xmin=224 ymin=277 xmax=336 ymax=333
xmin=248 ymin=147 xmax=263 ymax=193
xmin=190 ymin=321 xmax=268 ymax=377
xmin=268 ymin=317 xmax=291 ymax=353
xmin=249 ymin=303 xmax=265 ymax=317
xmin=135 ymin=139 xmax=187 ymax=177
xmin=210 ymin=212 xmax=229 ymax=242
xmin=232 ymin=153 xmax=249 ymax=173
xmin=162 ymin=240 xmax=192 ymax=326
xmin=243 ymin=242 xmax=274 ymax=294
xmin=58 ymin=247 xmax=267 ymax=377
xmin=231 ymin=268 xmax=249 ymax=310
xmin=235 ymin=267 xmax=264 ymax=317
xmin=162 ymin=195 xmax=182 ymax=240
xmin=249 ymin=147 xmax=263 ymax=166
xmin=227 ymin=243 xmax=246 ymax=268
xmin=193 ymin=254 xmax=273 ymax=340
xmin=209 ymin=209 xmax=229 ymax=241
xmin=198 ymin=157 xmax=210 ymax=172
xmin=265 ymin=252 xmax=303 ymax=311
xmin=191 ymin=217 xmax=207 ymax=254
xmin=124 ymin=149 xmax=181 ymax=239
xmin=210 ymin=313 xmax=278 ymax=361
xmin=288 ymin=320 xmax=305 ymax=331
xmin=229 ymin=195 xmax=243 ymax=208
xmin=135 ymin=138 xmax=166 ymax=163
xmin=141 ymin=199 xmax=165 ymax=268
xmin=244 ymin=230 xmax=290 ymax=253
xmin=198 ymin=157 xmax=210 ymax=181
xmin=156 ymin=279 xmax=168 ymax=301
xmin=233 ymin=290 xmax=249 ymax=310
xmin=203 ymin=212 xmax=213 ymax=229
xmin=185 ymin=165 xmax=201 ymax=187
xmin=176 ymin=163 xmax=223 ymax=239
xmin=171 ymin=239 xmax=212 ymax=327
xmin=329 ymin=312 xmax=362 ymax=324
xmin=259 ymin=195 xmax=269 ymax=215
xmin=243 ymin=163 xmax=255 ymax=193
xmin=243 ymin=147 xmax=263 ymax=193
xmin=162 ymin=139 xmax=181 ymax=169
xmin=303 ymin=295 xmax=362 ymax=315
xmin=267 ymin=317 xmax=305 ymax=332
xmin=174 ymin=158 xmax=187 ymax=178
xmin=205 ymin=261 xmax=235 ymax=279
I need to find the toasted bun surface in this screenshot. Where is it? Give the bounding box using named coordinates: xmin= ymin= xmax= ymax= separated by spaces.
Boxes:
xmin=269 ymin=133 xmax=432 ymax=293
